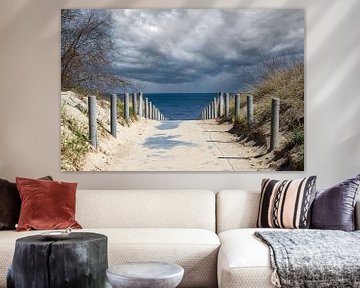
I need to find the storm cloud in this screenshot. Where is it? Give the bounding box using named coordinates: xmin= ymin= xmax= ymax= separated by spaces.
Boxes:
xmin=112 ymin=9 xmax=304 ymax=92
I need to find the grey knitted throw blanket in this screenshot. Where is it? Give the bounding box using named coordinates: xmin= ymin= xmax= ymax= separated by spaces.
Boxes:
xmin=255 ymin=230 xmax=360 ymax=288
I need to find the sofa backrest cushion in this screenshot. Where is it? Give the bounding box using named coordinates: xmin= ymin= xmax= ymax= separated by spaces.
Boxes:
xmin=76 ymin=190 xmax=216 ymax=231
xmin=216 ymin=190 xmax=260 ymax=233
xmin=217 ymin=190 xmax=360 ymax=233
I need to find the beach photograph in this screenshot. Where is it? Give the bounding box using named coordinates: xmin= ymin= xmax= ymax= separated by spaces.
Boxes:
xmin=61 ymin=9 xmax=305 ymax=171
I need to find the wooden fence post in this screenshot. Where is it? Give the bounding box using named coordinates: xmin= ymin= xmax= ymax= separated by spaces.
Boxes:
xmin=225 ymin=93 xmax=230 ymax=119
xmin=213 ymin=97 xmax=218 ymax=118
xmin=270 ymin=97 xmax=280 ymax=150
xmin=209 ymin=104 xmax=213 ymax=119
xmin=138 ymin=92 xmax=143 ymax=117
xmin=219 ymin=92 xmax=224 ymax=116
xmin=149 ymin=102 xmax=152 ymax=119
xmin=88 ymin=95 xmax=97 ymax=148
xmin=235 ymin=93 xmax=241 ymax=122
xmin=145 ymin=98 xmax=149 ymax=119
xmin=132 ymin=92 xmax=138 ymax=117
xmin=124 ymin=93 xmax=129 ymax=120
xmin=247 ymin=95 xmax=254 ymax=127
xmin=110 ymin=93 xmax=117 ymax=138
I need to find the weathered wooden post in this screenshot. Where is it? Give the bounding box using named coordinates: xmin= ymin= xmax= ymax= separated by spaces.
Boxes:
xmin=213 ymin=97 xmax=218 ymax=118
xmin=88 ymin=95 xmax=97 ymax=149
xmin=270 ymin=97 xmax=280 ymax=150
xmin=138 ymin=92 xmax=143 ymax=117
xmin=247 ymin=95 xmax=254 ymax=127
xmin=145 ymin=98 xmax=149 ymax=118
xmin=124 ymin=93 xmax=129 ymax=120
xmin=219 ymin=92 xmax=224 ymax=116
xmin=235 ymin=93 xmax=241 ymax=122
xmin=132 ymin=92 xmax=138 ymax=116
xmin=225 ymin=93 xmax=230 ymax=119
xmin=110 ymin=93 xmax=117 ymax=138
xmin=149 ymin=101 xmax=152 ymax=119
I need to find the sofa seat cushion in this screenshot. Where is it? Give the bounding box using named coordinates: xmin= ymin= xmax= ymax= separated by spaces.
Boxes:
xmin=0 ymin=228 xmax=219 ymax=288
xmin=218 ymin=228 xmax=281 ymax=288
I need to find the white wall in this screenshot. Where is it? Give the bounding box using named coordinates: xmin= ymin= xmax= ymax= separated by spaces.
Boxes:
xmin=0 ymin=0 xmax=359 ymax=190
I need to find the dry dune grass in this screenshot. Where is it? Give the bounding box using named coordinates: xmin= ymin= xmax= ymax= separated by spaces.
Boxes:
xmin=229 ymin=63 xmax=304 ymax=170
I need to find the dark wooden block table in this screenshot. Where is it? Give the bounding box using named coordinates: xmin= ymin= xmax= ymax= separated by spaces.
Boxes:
xmin=7 ymin=232 xmax=108 ymax=288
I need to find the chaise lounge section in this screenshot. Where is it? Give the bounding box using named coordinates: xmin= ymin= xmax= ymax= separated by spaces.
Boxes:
xmin=216 ymin=189 xmax=360 ymax=288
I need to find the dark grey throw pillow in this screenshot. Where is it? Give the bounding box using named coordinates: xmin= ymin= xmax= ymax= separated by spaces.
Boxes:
xmin=311 ymin=174 xmax=360 ymax=231
xmin=0 ymin=179 xmax=20 ymax=230
xmin=0 ymin=176 xmax=53 ymax=230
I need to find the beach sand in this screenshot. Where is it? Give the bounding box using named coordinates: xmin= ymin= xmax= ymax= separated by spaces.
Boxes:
xmin=82 ymin=119 xmax=269 ymax=171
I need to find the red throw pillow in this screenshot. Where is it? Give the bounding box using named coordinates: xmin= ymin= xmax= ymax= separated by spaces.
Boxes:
xmin=16 ymin=177 xmax=82 ymax=231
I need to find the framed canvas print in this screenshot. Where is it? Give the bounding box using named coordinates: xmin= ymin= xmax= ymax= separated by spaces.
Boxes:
xmin=61 ymin=9 xmax=304 ymax=171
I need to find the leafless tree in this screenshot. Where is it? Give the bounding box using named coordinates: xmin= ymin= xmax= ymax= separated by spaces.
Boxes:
xmin=61 ymin=9 xmax=131 ymax=92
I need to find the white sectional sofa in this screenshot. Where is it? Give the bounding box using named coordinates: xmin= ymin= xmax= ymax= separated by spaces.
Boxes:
xmin=0 ymin=190 xmax=219 ymax=288
xmin=1 ymin=189 xmax=359 ymax=288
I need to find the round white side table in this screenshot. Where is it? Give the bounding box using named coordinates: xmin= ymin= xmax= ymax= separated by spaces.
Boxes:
xmin=106 ymin=262 xmax=184 ymax=288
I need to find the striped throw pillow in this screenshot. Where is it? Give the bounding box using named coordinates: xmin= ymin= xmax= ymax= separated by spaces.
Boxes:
xmin=257 ymin=176 xmax=317 ymax=229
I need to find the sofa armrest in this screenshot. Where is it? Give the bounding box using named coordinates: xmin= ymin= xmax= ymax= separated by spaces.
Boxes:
xmin=356 ymin=200 xmax=360 ymax=230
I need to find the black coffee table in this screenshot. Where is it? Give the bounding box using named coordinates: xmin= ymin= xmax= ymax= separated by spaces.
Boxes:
xmin=7 ymin=232 xmax=108 ymax=288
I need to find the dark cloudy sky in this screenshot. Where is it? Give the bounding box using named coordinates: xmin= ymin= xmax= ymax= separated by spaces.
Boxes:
xmin=112 ymin=9 xmax=304 ymax=93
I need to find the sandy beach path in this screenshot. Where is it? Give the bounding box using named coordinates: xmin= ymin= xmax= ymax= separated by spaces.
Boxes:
xmin=95 ymin=119 xmax=267 ymax=171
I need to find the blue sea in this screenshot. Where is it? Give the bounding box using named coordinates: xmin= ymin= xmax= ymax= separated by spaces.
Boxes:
xmin=144 ymin=93 xmax=217 ymax=120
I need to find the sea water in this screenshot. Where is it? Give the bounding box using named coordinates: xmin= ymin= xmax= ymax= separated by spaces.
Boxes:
xmin=144 ymin=93 xmax=217 ymax=120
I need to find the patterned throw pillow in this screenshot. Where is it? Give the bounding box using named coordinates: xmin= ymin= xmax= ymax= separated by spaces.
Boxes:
xmin=257 ymin=176 xmax=317 ymax=229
